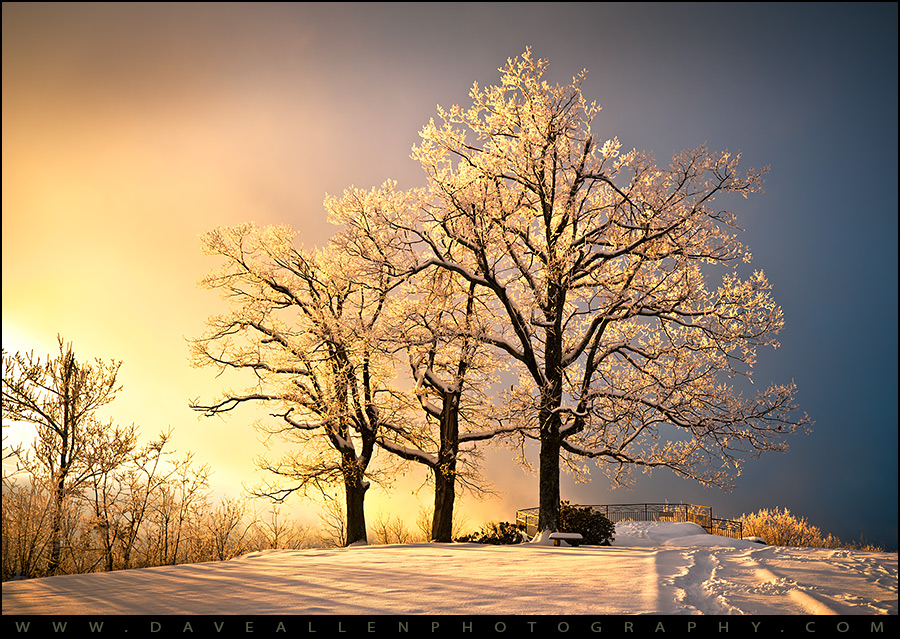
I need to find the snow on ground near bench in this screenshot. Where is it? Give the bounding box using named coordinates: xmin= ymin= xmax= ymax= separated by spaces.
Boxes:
xmin=2 ymin=522 xmax=896 ymax=615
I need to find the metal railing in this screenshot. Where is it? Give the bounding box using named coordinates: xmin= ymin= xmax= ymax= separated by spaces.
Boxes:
xmin=516 ymin=503 xmax=743 ymax=540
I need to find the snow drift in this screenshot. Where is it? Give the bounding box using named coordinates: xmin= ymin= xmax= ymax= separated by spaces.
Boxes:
xmin=2 ymin=522 xmax=896 ymax=616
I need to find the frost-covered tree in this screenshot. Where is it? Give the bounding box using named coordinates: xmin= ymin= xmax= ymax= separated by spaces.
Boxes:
xmin=1 ymin=472 xmax=54 ymax=579
xmin=191 ymin=224 xmax=400 ymax=546
xmin=362 ymin=49 xmax=810 ymax=536
xmin=140 ymin=451 xmax=210 ymax=566
xmin=84 ymin=430 xmax=202 ymax=571
xmin=329 ymin=184 xmax=517 ymax=542
xmin=377 ymin=270 xmax=505 ymax=541
xmin=2 ymin=337 xmax=127 ymax=574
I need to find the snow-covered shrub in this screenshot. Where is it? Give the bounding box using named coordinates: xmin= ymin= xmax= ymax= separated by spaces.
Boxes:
xmin=559 ymin=501 xmax=615 ymax=546
xmin=739 ymin=507 xmax=824 ymax=547
xmin=740 ymin=507 xmax=885 ymax=550
xmin=456 ymin=521 xmax=526 ymax=545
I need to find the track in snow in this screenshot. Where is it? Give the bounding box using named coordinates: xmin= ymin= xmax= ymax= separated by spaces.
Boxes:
xmin=663 ymin=546 xmax=897 ymax=615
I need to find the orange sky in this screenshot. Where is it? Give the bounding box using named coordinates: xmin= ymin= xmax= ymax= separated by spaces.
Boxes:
xmin=1 ymin=3 xmax=534 ymax=530
xmin=3 ymin=3 xmax=897 ymax=548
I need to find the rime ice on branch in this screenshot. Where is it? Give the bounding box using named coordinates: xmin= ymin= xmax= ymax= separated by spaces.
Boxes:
xmin=190 ymin=225 xmax=394 ymax=546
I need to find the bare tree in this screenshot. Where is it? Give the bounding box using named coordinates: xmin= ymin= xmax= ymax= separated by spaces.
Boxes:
xmin=370 ymin=510 xmax=413 ymax=545
xmin=1 ymin=474 xmax=53 ymax=579
xmin=252 ymin=503 xmax=311 ymax=550
xmin=82 ymin=424 xmax=140 ymax=572
xmin=206 ymin=497 xmax=254 ymax=561
xmin=2 ymin=418 xmax=214 ymax=577
xmin=84 ymin=430 xmax=189 ymax=571
xmin=2 ymin=337 xmax=127 ymax=573
xmin=316 ymin=495 xmax=348 ymax=548
xmin=143 ymin=452 xmax=210 ymax=566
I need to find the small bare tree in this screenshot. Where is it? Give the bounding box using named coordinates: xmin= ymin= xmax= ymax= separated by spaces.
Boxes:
xmin=252 ymin=503 xmax=311 ymax=550
xmin=370 ymin=511 xmax=413 ymax=545
xmin=316 ymin=496 xmax=348 ymax=548
xmin=206 ymin=497 xmax=254 ymax=561
xmin=1 ymin=473 xmax=53 ymax=580
xmin=2 ymin=337 xmax=128 ymax=574
xmin=84 ymin=430 xmax=191 ymax=571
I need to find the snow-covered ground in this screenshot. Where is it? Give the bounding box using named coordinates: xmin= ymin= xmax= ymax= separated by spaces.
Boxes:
xmin=2 ymin=522 xmax=896 ymax=616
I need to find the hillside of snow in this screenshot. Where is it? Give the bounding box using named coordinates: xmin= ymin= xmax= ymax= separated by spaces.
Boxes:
xmin=2 ymin=522 xmax=896 ymax=616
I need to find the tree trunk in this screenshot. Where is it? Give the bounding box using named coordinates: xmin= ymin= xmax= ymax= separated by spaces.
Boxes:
xmin=431 ymin=388 xmax=460 ymax=542
xmin=49 ymin=355 xmax=76 ymax=576
xmin=48 ymin=487 xmax=64 ymax=575
xmin=537 ymin=310 xmax=565 ymax=536
xmin=537 ymin=431 xmax=561 ymax=534
xmin=101 ymin=522 xmax=114 ymax=572
xmin=344 ymin=472 xmax=368 ymax=546
xmin=432 ymin=462 xmax=457 ymax=542
xmin=48 ymin=463 xmax=69 ymax=575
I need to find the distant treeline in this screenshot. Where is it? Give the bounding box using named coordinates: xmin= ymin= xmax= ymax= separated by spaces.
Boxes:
xmin=2 ymin=461 xmax=474 ymax=581
xmin=2 ymin=458 xmax=314 ymax=581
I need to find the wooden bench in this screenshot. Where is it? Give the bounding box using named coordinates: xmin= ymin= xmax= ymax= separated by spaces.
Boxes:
xmin=549 ymin=532 xmax=583 ymax=547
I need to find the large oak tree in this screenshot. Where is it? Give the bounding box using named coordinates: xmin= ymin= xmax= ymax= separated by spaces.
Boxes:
xmin=360 ymin=49 xmax=810 ymax=536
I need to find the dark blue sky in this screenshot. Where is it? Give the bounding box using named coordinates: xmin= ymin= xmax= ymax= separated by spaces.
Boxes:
xmin=509 ymin=2 xmax=899 ymax=550
xmin=4 ymin=3 xmax=897 ymax=549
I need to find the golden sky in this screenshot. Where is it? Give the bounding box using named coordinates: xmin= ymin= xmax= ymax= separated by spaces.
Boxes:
xmin=1 ymin=3 xmax=531 ymax=529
